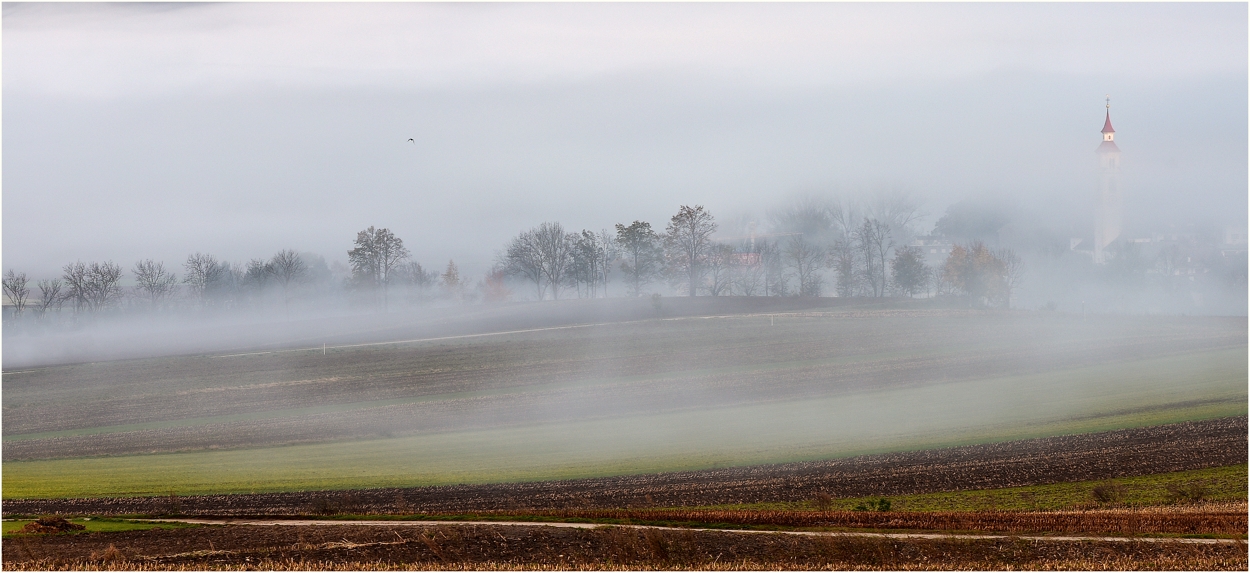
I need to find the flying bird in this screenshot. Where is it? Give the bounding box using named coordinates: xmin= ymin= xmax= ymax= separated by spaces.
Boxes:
xmin=407 ymin=138 xmax=415 ymax=144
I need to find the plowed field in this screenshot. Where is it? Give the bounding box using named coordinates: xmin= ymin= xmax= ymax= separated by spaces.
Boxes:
xmin=4 ymin=523 xmax=1247 ymax=570
xmin=7 ymin=416 xmax=1244 ymax=516
xmin=4 ymin=308 xmax=1245 ymax=500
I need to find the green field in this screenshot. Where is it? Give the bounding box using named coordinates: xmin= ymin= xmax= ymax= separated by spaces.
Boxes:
xmin=3 ymin=310 xmax=1245 ymax=499
xmin=710 ymin=464 xmax=1250 ymax=513
xmin=4 ymin=352 xmax=1243 ymax=498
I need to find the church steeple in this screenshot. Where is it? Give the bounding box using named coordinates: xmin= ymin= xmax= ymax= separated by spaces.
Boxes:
xmin=1101 ymin=96 xmax=1116 ymax=142
xmin=1098 ymin=95 xmax=1119 ymax=152
xmin=1095 ymin=95 xmax=1122 ymax=264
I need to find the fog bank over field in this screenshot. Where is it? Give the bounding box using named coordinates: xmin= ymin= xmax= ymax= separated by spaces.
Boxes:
xmin=3 ymin=309 xmax=1245 ymax=496
xmin=4 ymin=5 xmax=1247 ymax=510
xmin=1 ymin=4 xmax=1244 ymax=371
xmin=3 ymin=3 xmax=1245 ymax=281
xmin=0 ymin=297 xmax=906 ymax=370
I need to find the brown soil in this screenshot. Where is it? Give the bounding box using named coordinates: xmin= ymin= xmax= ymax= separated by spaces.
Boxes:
xmin=6 ymin=311 xmax=1242 ymax=462
xmin=513 ymin=507 xmax=1248 ymax=535
xmin=18 ymin=517 xmax=86 ymax=535
xmin=5 ymin=416 xmax=1245 ymax=517
xmin=5 ymin=523 xmax=1248 ymax=571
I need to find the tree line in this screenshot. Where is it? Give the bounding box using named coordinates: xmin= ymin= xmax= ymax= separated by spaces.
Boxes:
xmin=496 ymin=203 xmax=1022 ymax=307
xmin=2 ymin=249 xmax=327 ymax=321
xmin=0 ymin=228 xmax=477 ymax=325
xmin=2 ymin=202 xmax=1026 ymax=324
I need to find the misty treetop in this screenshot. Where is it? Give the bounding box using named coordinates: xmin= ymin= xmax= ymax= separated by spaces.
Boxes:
xmin=615 ymin=221 xmax=662 ymax=298
xmin=348 ymin=226 xmax=410 ymax=309
xmin=496 ymin=203 xmax=948 ymax=302
xmin=665 ymin=205 xmax=718 ymax=298
xmin=890 ymin=247 xmax=929 ymax=299
xmin=3 ymin=270 xmax=30 ymax=318
xmin=133 ymin=259 xmax=178 ymax=309
xmin=4 ymin=249 xmax=333 ymax=326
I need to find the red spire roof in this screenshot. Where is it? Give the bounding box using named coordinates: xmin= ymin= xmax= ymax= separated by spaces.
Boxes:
xmin=1101 ymin=111 xmax=1115 ymax=134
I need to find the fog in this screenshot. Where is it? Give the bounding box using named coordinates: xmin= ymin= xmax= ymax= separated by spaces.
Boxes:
xmin=2 ymin=3 xmax=1247 ymax=362
xmin=5 ymin=4 xmax=1250 ymax=504
xmin=4 ymin=3 xmax=1245 ymax=278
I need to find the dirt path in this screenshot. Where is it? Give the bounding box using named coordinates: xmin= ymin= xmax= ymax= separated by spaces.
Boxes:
xmin=151 ymin=517 xmax=1247 ymax=545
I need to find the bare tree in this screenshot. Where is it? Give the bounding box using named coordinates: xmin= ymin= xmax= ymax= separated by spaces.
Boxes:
xmin=242 ymin=258 xmax=273 ymax=305
xmin=596 ymin=229 xmax=619 ymax=298
xmin=866 ymin=188 xmax=924 ymax=244
xmin=3 ymin=270 xmax=30 ymax=318
xmin=503 ymin=229 xmax=546 ymax=300
xmin=854 ymin=219 xmax=893 ymax=297
xmin=784 ymin=237 xmax=826 ymax=296
xmin=759 ymin=239 xmax=788 ymax=296
xmin=62 ymin=261 xmax=90 ymax=313
xmin=83 ymin=261 xmax=123 ymax=311
xmin=399 ymin=260 xmax=439 ymax=302
xmin=570 ymin=230 xmax=603 ymax=298
xmin=830 ymin=237 xmax=858 ymax=297
xmin=348 ymin=227 xmax=410 ymax=309
xmin=374 ymin=231 xmax=409 ymax=308
xmin=501 ymin=222 xmax=575 ymax=301
xmin=347 ymin=232 xmax=380 ymax=291
xmin=616 ymin=221 xmax=662 ymax=297
xmin=702 ymin=243 xmax=736 ymax=296
xmin=133 ymin=260 xmax=178 ymax=310
xmin=36 ymin=278 xmax=64 ymax=318
xmin=570 ymin=229 xmax=618 ymax=299
xmin=61 ymin=261 xmax=123 ymax=313
xmin=665 ymin=205 xmax=717 ymax=297
xmin=828 ymin=197 xmax=864 ymax=240
xmin=533 ymin=222 xmax=575 ymax=300
xmin=269 ymin=249 xmax=308 ymax=313
xmin=183 ymin=253 xmax=224 ymax=307
xmin=996 ymin=247 xmax=1024 ymax=309
xmin=733 ymin=242 xmax=766 ymax=296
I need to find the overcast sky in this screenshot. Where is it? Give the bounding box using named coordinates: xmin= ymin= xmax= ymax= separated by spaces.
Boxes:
xmin=4 ymin=2 xmax=1246 ymax=279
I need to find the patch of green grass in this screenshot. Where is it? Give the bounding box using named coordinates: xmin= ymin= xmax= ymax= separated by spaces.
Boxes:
xmin=3 ymin=347 xmax=1243 ymax=499
xmin=713 ymin=464 xmax=1249 ymax=512
xmin=1 ymin=518 xmax=196 ymax=536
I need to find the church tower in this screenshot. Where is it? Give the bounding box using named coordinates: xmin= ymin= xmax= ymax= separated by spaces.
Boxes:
xmin=1095 ymin=96 xmax=1122 ymax=264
